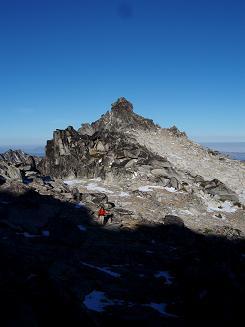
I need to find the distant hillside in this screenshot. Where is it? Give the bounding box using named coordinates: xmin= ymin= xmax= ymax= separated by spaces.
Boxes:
xmin=225 ymin=152 xmax=245 ymax=161
xmin=0 ymin=145 xmax=45 ymax=157
xmin=201 ymin=142 xmax=245 ymax=162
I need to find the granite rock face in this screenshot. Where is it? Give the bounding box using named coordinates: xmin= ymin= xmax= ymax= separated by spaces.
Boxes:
xmin=39 ymin=99 xmax=180 ymax=189
xmin=0 ymin=149 xmax=41 ymax=182
xmin=78 ymin=97 xmax=158 ymax=135
xmin=39 ymin=126 xmax=180 ymax=187
xmin=0 ymin=149 xmax=41 ymax=168
xmin=38 ymin=97 xmax=244 ymax=208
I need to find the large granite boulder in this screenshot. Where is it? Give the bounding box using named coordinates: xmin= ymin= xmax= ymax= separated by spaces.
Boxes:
xmin=201 ymin=179 xmax=239 ymax=203
xmin=0 ymin=161 xmax=22 ymax=180
xmin=0 ymin=149 xmax=42 ymax=182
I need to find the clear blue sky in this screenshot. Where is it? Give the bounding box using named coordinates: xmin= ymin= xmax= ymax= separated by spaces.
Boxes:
xmin=0 ymin=0 xmax=244 ymax=146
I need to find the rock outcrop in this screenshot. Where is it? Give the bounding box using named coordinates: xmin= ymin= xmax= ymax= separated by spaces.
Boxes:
xmin=39 ymin=97 xmax=244 ymax=208
xmin=39 ymin=126 xmax=182 ymax=190
xmin=0 ymin=149 xmax=42 ymax=182
xmin=39 ymin=100 xmax=181 ymax=190
xmin=77 ymin=97 xmax=158 ymax=136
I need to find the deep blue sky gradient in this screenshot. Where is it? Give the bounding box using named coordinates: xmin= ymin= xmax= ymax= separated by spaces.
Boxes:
xmin=0 ymin=0 xmax=244 ymax=145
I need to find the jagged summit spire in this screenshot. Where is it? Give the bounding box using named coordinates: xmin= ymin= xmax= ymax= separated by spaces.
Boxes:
xmin=111 ymin=97 xmax=133 ymax=112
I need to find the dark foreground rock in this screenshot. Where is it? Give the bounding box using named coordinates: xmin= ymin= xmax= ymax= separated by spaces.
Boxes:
xmin=0 ymin=185 xmax=244 ymax=327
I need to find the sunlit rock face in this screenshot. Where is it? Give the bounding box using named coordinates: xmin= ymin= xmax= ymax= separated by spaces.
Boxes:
xmin=38 ymin=97 xmax=169 ymax=181
xmin=111 ymin=97 xmax=133 ymax=112
xmin=38 ymin=97 xmax=245 ymax=208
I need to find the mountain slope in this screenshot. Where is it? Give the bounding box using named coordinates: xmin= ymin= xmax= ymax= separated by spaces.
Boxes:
xmin=40 ymin=97 xmax=245 ymax=203
xmin=131 ymin=128 xmax=245 ymax=203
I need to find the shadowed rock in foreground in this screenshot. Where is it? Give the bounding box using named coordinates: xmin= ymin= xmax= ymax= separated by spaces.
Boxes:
xmin=0 ymin=186 xmax=244 ymax=326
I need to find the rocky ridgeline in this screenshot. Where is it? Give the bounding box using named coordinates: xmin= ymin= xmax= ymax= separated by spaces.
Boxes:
xmin=0 ymin=97 xmax=245 ymax=326
xmin=38 ymin=97 xmax=242 ymax=207
xmin=38 ymin=98 xmax=186 ymax=202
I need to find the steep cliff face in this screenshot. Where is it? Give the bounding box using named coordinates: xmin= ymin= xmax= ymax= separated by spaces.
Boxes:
xmin=39 ymin=98 xmax=172 ymax=180
xmin=39 ymin=123 xmax=181 ymax=192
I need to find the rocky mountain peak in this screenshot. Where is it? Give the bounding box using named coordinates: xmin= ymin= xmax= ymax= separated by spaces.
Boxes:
xmin=111 ymin=97 xmax=133 ymax=113
xmin=89 ymin=97 xmax=157 ymax=133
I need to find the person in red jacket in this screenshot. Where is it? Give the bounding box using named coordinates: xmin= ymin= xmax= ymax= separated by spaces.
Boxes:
xmin=98 ymin=206 xmax=107 ymax=225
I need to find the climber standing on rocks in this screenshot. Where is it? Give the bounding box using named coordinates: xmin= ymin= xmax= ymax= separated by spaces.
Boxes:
xmin=98 ymin=206 xmax=107 ymax=225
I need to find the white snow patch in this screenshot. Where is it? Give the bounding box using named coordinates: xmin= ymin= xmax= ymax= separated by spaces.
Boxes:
xmin=144 ymin=302 xmax=177 ymax=317
xmin=16 ymin=232 xmax=40 ymax=238
xmin=138 ymin=186 xmax=153 ymax=192
xmin=81 ymin=262 xmax=121 ymax=278
xmin=83 ymin=291 xmax=124 ymax=312
xmin=77 ymin=225 xmax=87 ymax=232
xmin=85 ymin=183 xmax=113 ymax=194
xmin=198 ymin=192 xmax=237 ymax=213
xmin=138 ymin=185 xmax=164 ymax=192
xmin=175 ymin=209 xmax=194 ymax=216
xmin=118 ymin=192 xmax=130 ymax=197
xmin=154 ymin=271 xmax=174 ymax=285
xmin=17 ymin=231 xmax=50 ymax=238
xmin=75 ymin=202 xmax=86 ymax=208
xmin=164 ymin=187 xmax=177 ymax=193
xmin=207 ymin=201 xmax=237 ymax=213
